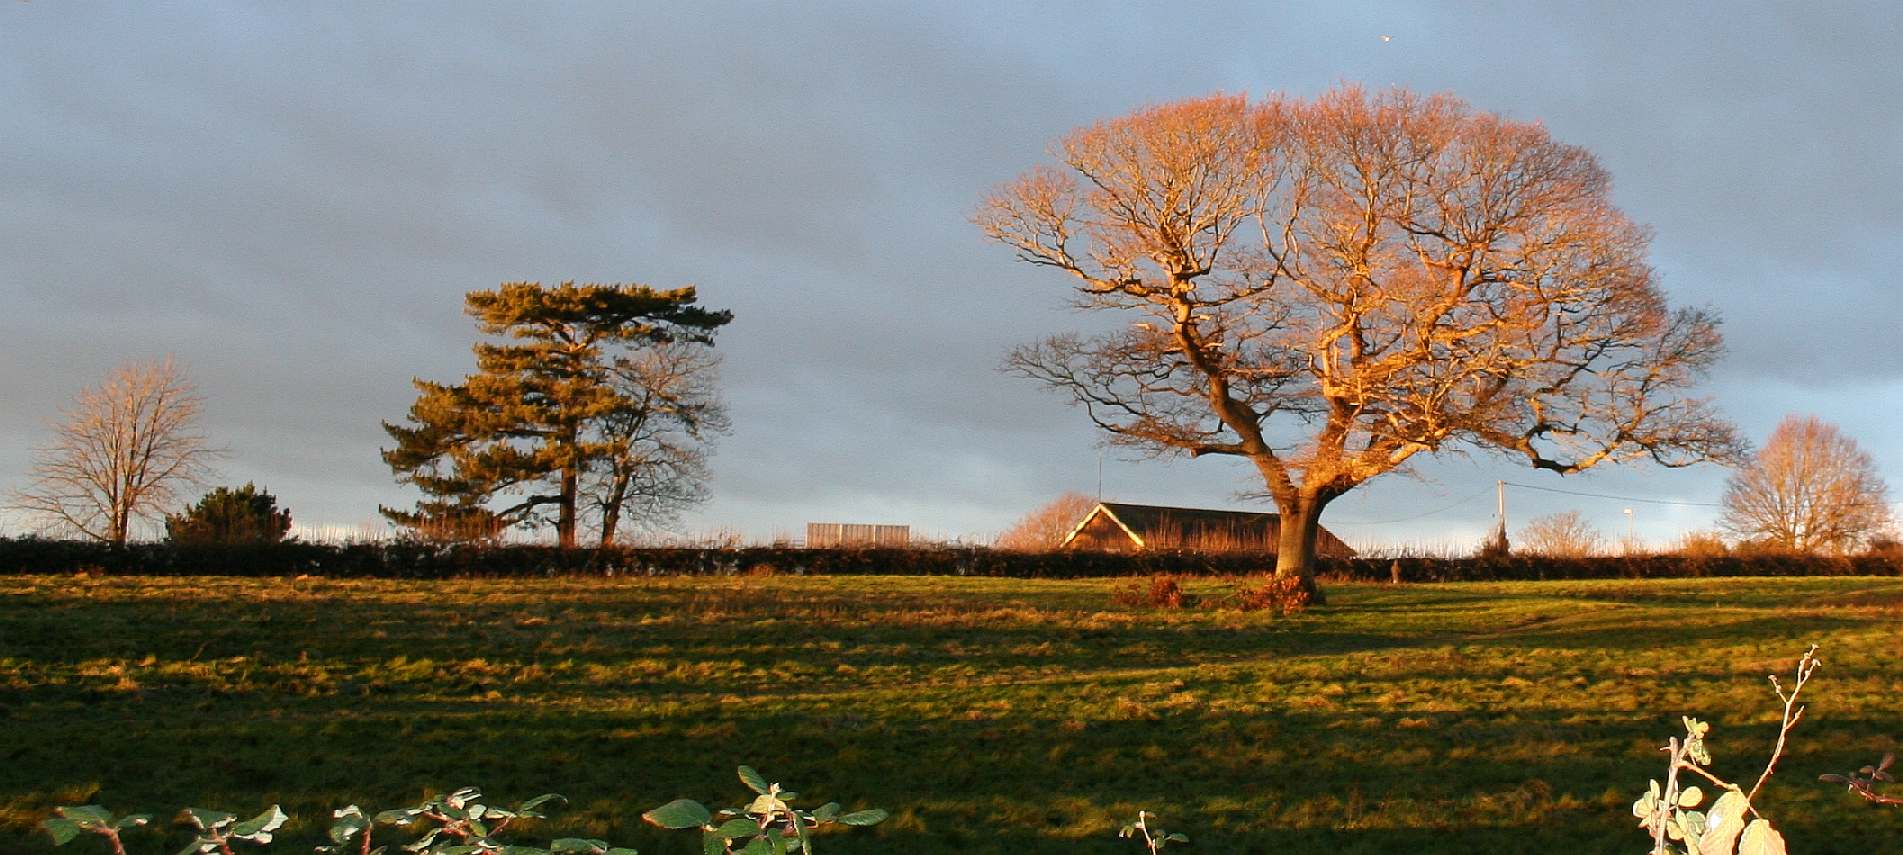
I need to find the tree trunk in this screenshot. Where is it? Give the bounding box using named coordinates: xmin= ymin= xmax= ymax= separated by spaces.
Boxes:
xmin=557 ymin=466 xmax=578 ymax=549
xmin=598 ymin=472 xmax=630 ymax=549
xmin=1273 ymin=494 xmax=1327 ymax=604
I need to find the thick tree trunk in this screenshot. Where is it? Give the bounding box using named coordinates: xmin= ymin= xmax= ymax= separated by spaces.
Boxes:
xmin=598 ymin=473 xmax=630 ymax=549
xmin=557 ymin=466 xmax=578 ymax=549
xmin=1273 ymin=494 xmax=1327 ymax=604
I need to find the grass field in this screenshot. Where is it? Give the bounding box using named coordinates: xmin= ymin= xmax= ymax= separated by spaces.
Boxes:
xmin=1 ymin=575 xmax=1899 ymax=853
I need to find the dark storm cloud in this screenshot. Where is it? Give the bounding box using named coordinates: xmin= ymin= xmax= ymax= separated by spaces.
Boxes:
xmin=3 ymin=1 xmax=1898 ymax=542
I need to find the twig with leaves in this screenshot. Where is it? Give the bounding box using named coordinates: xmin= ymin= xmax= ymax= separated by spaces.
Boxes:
xmin=41 ymin=807 xmax=149 ymax=855
xmin=642 ymin=766 xmax=887 ymax=854
xmin=1119 ymin=810 xmax=1188 ymax=853
xmin=1821 ymin=752 xmax=1901 ymax=807
xmin=1632 ymin=645 xmax=1820 ymax=855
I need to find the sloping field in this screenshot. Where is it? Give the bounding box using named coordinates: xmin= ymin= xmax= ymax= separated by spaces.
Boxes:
xmin=0 ymin=575 xmax=1898 ymax=853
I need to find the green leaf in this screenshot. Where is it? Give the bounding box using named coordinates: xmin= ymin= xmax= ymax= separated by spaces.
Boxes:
xmin=551 ymin=838 xmax=610 ymax=854
xmin=643 ymin=799 xmax=713 ymax=830
xmin=1678 ymin=785 xmax=1704 ymax=808
xmin=230 ymin=804 xmax=288 ymax=840
xmin=1675 ymin=810 xmax=1706 ymax=842
xmin=114 ymin=814 xmax=152 ymax=831
xmin=58 ymin=806 xmax=113 ymax=830
xmin=330 ymin=807 xmax=370 ymax=844
xmin=1166 ymin=832 xmax=1189 ymax=843
xmin=738 ymin=766 xmax=771 ymax=795
xmin=1699 ymin=790 xmax=1749 ymax=855
xmin=810 ymin=803 xmax=840 ymax=823
xmin=606 ymin=849 xmax=639 ymax=855
xmin=792 ymin=813 xmax=812 ymax=852
xmin=713 ymin=819 xmax=760 ymax=839
xmin=738 ymin=837 xmax=774 ymax=855
xmin=836 ymin=809 xmax=888 ymax=827
xmin=181 ymin=808 xmax=236 ymax=831
xmin=444 ymin=787 xmax=482 ymax=808
xmin=42 ymin=818 xmax=81 ymax=846
xmin=519 ymin=794 xmax=566 ymax=817
xmin=376 ymin=808 xmax=421 ymax=825
xmin=746 ymin=795 xmax=786 ymax=817
xmin=1738 ymin=819 xmax=1788 ymax=855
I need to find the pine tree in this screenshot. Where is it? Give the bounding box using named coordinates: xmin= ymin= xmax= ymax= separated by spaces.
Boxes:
xmin=381 ymin=282 xmax=731 ymax=547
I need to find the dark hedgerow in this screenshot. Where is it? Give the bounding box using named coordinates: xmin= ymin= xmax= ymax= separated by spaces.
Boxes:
xmin=0 ymin=536 xmax=1895 ymax=580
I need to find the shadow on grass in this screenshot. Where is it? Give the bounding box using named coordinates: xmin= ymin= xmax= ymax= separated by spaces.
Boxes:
xmin=2 ymin=577 xmax=1899 ymax=853
xmin=3 ymin=699 xmax=1896 ymax=854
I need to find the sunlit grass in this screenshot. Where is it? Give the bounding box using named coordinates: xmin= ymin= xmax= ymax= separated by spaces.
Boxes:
xmin=0 ymin=574 xmax=1899 ymax=853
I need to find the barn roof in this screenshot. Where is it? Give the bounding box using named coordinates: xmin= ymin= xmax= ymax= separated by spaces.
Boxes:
xmin=1060 ymin=501 xmax=1356 ymax=556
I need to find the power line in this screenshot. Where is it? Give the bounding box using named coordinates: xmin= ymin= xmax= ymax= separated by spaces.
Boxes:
xmin=1327 ymin=486 xmax=1495 ymax=525
xmin=1499 ymin=481 xmax=1724 ymax=508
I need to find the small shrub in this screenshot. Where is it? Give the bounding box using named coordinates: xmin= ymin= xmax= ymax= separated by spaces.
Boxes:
xmin=1225 ymin=574 xmax=1311 ymax=615
xmin=1112 ymin=575 xmax=1193 ymax=609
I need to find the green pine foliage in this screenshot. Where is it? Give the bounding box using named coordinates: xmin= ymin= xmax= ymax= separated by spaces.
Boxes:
xmin=163 ymin=484 xmax=292 ymax=545
xmin=381 ymin=282 xmax=731 ymax=547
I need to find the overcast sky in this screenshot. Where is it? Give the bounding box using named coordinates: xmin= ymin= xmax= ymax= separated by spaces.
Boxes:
xmin=3 ymin=2 xmax=1900 ymax=549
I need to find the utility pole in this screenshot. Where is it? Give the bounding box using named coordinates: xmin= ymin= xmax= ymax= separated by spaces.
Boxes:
xmin=1097 ymin=449 xmax=1105 ymax=501
xmin=1497 ymin=480 xmax=1507 ymax=532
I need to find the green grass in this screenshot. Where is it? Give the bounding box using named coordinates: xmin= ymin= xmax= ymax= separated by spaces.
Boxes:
xmin=1 ymin=575 xmax=1899 ymax=853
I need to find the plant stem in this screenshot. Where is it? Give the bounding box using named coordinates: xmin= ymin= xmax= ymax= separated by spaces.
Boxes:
xmin=1654 ymin=737 xmax=1682 ymax=855
xmin=1748 ymin=644 xmax=1819 ymax=804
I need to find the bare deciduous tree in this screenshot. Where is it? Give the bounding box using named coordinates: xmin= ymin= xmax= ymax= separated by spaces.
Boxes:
xmin=978 ymin=87 xmax=1741 ymax=593
xmin=995 ymin=491 xmax=1098 ymax=551
xmin=1721 ymin=415 xmax=1892 ymax=554
xmin=1516 ymin=510 xmax=1604 ymax=558
xmin=12 ymin=359 xmax=218 ymax=545
xmin=592 ymin=340 xmax=730 ymax=545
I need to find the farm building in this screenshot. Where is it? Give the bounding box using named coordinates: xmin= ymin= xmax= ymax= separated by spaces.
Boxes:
xmin=1059 ymin=501 xmax=1356 ymax=556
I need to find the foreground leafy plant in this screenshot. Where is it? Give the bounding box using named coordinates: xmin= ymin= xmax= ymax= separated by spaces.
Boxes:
xmin=177 ymin=806 xmax=288 ymax=854
xmin=42 ymin=806 xmax=150 ymax=855
xmin=48 ymin=788 xmax=631 ymax=855
xmin=642 ymin=766 xmax=886 ymax=853
xmin=321 ymin=788 xmax=585 ymax=855
xmin=1630 ymin=645 xmax=1819 ymax=854
xmin=1118 ymin=810 xmax=1187 ymax=852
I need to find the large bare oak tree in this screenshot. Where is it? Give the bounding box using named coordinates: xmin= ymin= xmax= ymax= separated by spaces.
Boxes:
xmin=12 ymin=359 xmax=218 ymax=545
xmin=978 ymin=87 xmax=1741 ymax=590
xmin=1721 ymin=414 xmax=1892 ymax=553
